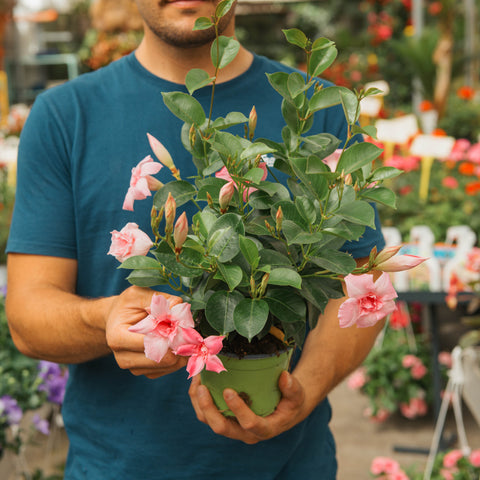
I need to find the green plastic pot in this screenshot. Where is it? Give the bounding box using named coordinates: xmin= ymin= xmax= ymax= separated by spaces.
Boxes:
xmin=200 ymin=348 xmax=293 ymax=417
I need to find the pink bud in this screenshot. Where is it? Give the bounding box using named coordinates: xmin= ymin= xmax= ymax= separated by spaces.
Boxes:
xmin=174 ymin=212 xmax=188 ymax=251
xmin=147 ymin=133 xmax=180 ymax=179
xmin=165 ymin=192 xmax=176 ymax=232
xmin=219 ymin=181 xmax=235 ymax=211
xmin=374 ymin=254 xmax=427 ymax=272
xmin=374 ymin=245 xmax=402 ymax=265
xmin=275 ymin=206 xmax=283 ymax=231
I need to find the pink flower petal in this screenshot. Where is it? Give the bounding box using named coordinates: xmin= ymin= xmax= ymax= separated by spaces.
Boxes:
xmin=186 ymin=355 xmax=206 ymax=379
xmin=128 ymin=314 xmax=157 ymax=334
xmin=205 ymin=355 xmax=226 ymax=374
xmin=203 ymin=335 xmax=225 ymax=355
xmin=144 ymin=335 xmax=170 ymax=363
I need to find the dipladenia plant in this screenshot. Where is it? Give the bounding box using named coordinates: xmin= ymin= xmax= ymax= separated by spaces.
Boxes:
xmin=108 ymin=0 xmax=426 ymax=376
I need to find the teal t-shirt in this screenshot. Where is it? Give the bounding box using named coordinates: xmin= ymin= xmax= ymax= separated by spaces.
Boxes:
xmin=8 ymin=52 xmax=384 ymax=479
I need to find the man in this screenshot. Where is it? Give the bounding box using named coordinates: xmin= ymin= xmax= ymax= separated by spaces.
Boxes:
xmin=6 ymin=1 xmax=386 ymax=478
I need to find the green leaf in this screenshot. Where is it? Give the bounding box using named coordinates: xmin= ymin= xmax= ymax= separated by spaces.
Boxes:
xmin=360 ymin=187 xmax=397 ymax=208
xmin=265 ymin=289 xmax=306 ymax=323
xmin=193 ymin=209 xmax=217 ymax=239
xmin=281 ymin=99 xmax=300 ymax=132
xmin=282 ymin=28 xmax=308 ymax=49
xmin=309 ymin=45 xmax=338 ymax=78
xmin=287 ymin=72 xmax=307 ymax=99
xmin=234 ymin=298 xmax=269 ymax=341
xmin=153 ymin=181 xmax=197 ymax=209
xmin=211 ymin=36 xmax=240 ymax=70
xmin=339 ymin=88 xmax=360 ymax=125
xmin=193 ymin=17 xmax=214 ymax=30
xmin=162 ymin=92 xmax=206 ymax=126
xmin=240 ymin=142 xmax=275 ymax=161
xmin=185 ymin=69 xmax=213 ymax=95
xmin=308 ymin=86 xmax=343 ymax=114
xmin=211 ymin=111 xmax=249 ymax=130
xmin=268 ymin=268 xmax=302 ymax=289
xmin=207 ymin=213 xmax=244 ymax=262
xmin=336 ymin=142 xmax=383 ymax=174
xmin=119 ymin=255 xmax=160 ymax=270
xmin=206 ymin=290 xmax=244 ymax=335
xmin=300 ymin=277 xmax=343 ymax=313
xmin=239 ymin=235 xmax=260 ymax=268
xmin=282 ymin=221 xmax=323 ymax=245
xmin=308 ymin=250 xmax=357 ymax=275
xmin=256 ymin=181 xmax=291 ymax=200
xmin=215 ymin=0 xmax=236 ymax=18
xmin=154 ymin=247 xmax=204 ymax=277
xmin=217 ymin=263 xmax=243 ymax=291
xmin=266 ymin=72 xmax=291 ymax=103
xmin=367 ymin=166 xmax=402 ymax=182
xmin=311 ymin=37 xmax=335 ymax=51
xmin=351 ymin=124 xmax=377 ymax=138
xmin=209 ymin=131 xmax=243 ymax=158
xmin=196 ymin=177 xmax=227 ymax=202
xmin=295 ymin=196 xmax=316 ymax=224
xmin=336 ymin=201 xmax=375 ymax=228
xmin=126 ymin=270 xmax=169 ymax=288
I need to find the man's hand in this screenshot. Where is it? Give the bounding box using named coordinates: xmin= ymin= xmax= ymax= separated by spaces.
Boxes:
xmin=105 ymin=286 xmax=187 ymax=379
xmin=188 ymin=370 xmax=308 ymax=444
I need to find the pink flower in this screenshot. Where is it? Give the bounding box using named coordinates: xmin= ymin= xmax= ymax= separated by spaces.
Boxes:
xmin=443 ymin=449 xmax=464 ymax=469
xmin=469 ymin=449 xmax=480 ymax=467
xmin=467 ymin=142 xmax=480 ymax=164
xmin=374 ymin=254 xmax=427 ymax=273
xmin=400 ymin=397 xmax=428 ymax=419
xmin=123 ymin=155 xmax=163 ymax=211
xmin=442 ymin=176 xmax=458 ymax=189
xmin=347 ymin=367 xmax=368 ymax=390
xmin=370 ymin=456 xmax=401 ymax=475
xmin=108 ymin=222 xmax=153 ymax=262
xmin=438 ymin=351 xmax=452 ymax=368
xmin=402 ymin=354 xmax=420 ymax=368
xmin=338 ymin=273 xmax=397 ymax=328
xmin=411 ymin=362 xmax=428 ymax=379
xmin=174 ymin=328 xmax=226 ymax=378
xmin=215 ymin=163 xmax=268 ymax=200
xmin=322 ymin=149 xmax=342 ymax=172
xmin=364 ymin=407 xmax=390 ymax=423
xmin=128 ymin=294 xmax=194 ymax=363
xmin=385 ymin=472 xmax=410 ymax=480
xmin=439 ymin=468 xmax=455 ymax=480
xmin=384 ymin=155 xmax=420 ymax=172
xmin=389 ymin=302 xmax=410 ymax=329
xmin=448 ymin=139 xmax=471 ymax=162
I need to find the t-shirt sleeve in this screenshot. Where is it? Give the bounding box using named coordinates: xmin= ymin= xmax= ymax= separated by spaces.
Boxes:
xmin=7 ymin=93 xmax=77 ymax=258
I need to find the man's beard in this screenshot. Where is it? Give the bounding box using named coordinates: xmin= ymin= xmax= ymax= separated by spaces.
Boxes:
xmin=144 ymin=2 xmax=236 ymax=49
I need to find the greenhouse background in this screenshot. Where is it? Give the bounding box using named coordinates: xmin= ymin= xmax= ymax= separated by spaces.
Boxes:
xmin=1 ymin=0 xmax=480 ymax=479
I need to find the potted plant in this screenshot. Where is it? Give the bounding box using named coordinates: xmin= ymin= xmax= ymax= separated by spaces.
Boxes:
xmin=108 ymin=0 xmax=424 ymax=416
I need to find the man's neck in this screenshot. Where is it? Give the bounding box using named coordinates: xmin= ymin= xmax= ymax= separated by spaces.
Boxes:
xmin=135 ymin=29 xmax=254 ymax=85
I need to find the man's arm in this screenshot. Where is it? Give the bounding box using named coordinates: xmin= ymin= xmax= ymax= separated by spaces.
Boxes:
xmin=188 ymin=262 xmax=384 ymax=444
xmin=6 ymin=253 xmax=186 ymax=377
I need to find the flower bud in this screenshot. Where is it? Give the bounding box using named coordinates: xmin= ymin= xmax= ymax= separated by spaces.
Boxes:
xmin=147 ymin=132 xmax=181 ymax=180
xmin=165 ymin=192 xmax=176 ymax=234
xmin=174 ymin=212 xmax=188 ymax=252
xmin=275 ymin=206 xmax=283 ymax=232
xmin=374 ymin=245 xmax=402 ymax=265
xmin=219 ymin=181 xmax=235 ymax=212
xmin=248 ymin=106 xmax=257 ymax=140
xmin=189 ymin=124 xmax=196 ymax=148
xmin=374 ymin=254 xmax=427 ymax=273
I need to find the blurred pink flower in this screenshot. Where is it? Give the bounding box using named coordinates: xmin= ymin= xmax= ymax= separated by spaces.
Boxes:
xmin=402 ymin=354 xmax=419 ymax=368
xmin=442 ymin=176 xmax=458 ymax=189
xmin=370 ymin=456 xmax=401 ymax=475
xmin=443 ymin=449 xmax=464 ymax=469
xmin=467 ymin=143 xmax=480 ymax=164
xmin=364 ymin=407 xmax=390 ymax=423
xmin=466 ymin=247 xmax=480 ymax=273
xmin=123 ymin=155 xmax=163 ymax=211
xmin=439 ymin=468 xmax=455 ymax=480
xmin=448 ymin=139 xmax=471 ymax=162
xmin=129 ymin=294 xmax=194 ymax=363
xmin=108 ymin=222 xmax=153 ymax=262
xmin=469 ymin=449 xmax=480 ymax=467
xmin=400 ymin=397 xmax=428 ymax=419
xmin=174 ymin=328 xmax=226 ymax=378
xmin=339 ymin=273 xmax=397 ymax=328
xmin=384 ymin=155 xmax=420 ymax=172
xmin=389 ymin=302 xmax=410 ymax=329
xmin=411 ymin=362 xmax=428 ymax=379
xmin=347 ymin=367 xmax=368 ymax=390
xmin=438 ymin=351 xmax=452 ymax=368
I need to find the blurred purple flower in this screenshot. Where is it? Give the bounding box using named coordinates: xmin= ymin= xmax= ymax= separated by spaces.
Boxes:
xmin=0 ymin=285 xmax=6 ymax=297
xmin=0 ymin=395 xmax=23 ymax=425
xmin=32 ymin=414 xmax=50 ymax=435
xmin=37 ymin=361 xmax=68 ymax=405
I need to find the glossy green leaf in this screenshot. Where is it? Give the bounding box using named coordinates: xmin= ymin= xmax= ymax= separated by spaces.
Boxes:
xmin=240 ymin=142 xmax=275 ymax=161
xmin=126 ymin=270 xmax=169 ymax=287
xmin=360 ymin=187 xmax=397 ymax=208
xmin=282 ymin=28 xmax=308 ymax=49
xmin=259 ymin=249 xmax=291 ymax=267
xmin=217 ymin=263 xmax=243 ymax=291
xmin=265 ymin=289 xmax=306 ymax=323
xmin=234 ymin=298 xmax=269 ymax=341
xmin=239 ymin=235 xmax=260 ymax=268
xmin=205 ymin=290 xmax=244 ymax=335
xmin=215 ymin=0 xmax=236 ymax=18
xmin=193 ymin=209 xmax=217 ymax=239
xmin=335 ymin=201 xmax=375 ymax=228
xmin=162 ymin=92 xmax=206 ymax=126
xmin=339 ymin=88 xmax=360 ymax=125
xmin=207 ymin=213 xmax=244 ymax=262
xmin=185 ymin=69 xmax=213 ymax=95
xmin=119 ymin=255 xmax=160 ymax=270
xmin=153 ymin=181 xmax=197 ymax=209
xmin=211 ymin=112 xmax=249 ymax=130
xmin=193 ymin=17 xmax=214 ymax=30
xmin=367 ymin=166 xmax=402 ymax=182
xmin=309 ymin=45 xmax=338 ymax=78
xmin=268 ymin=268 xmax=302 ymax=289
xmin=295 ymin=196 xmax=316 ymax=224
xmin=308 ymin=250 xmax=357 ymax=275
xmin=308 ymin=86 xmax=343 ymax=114
xmin=211 ymin=36 xmax=240 ymax=70
xmin=336 ymin=142 xmax=383 ymax=175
